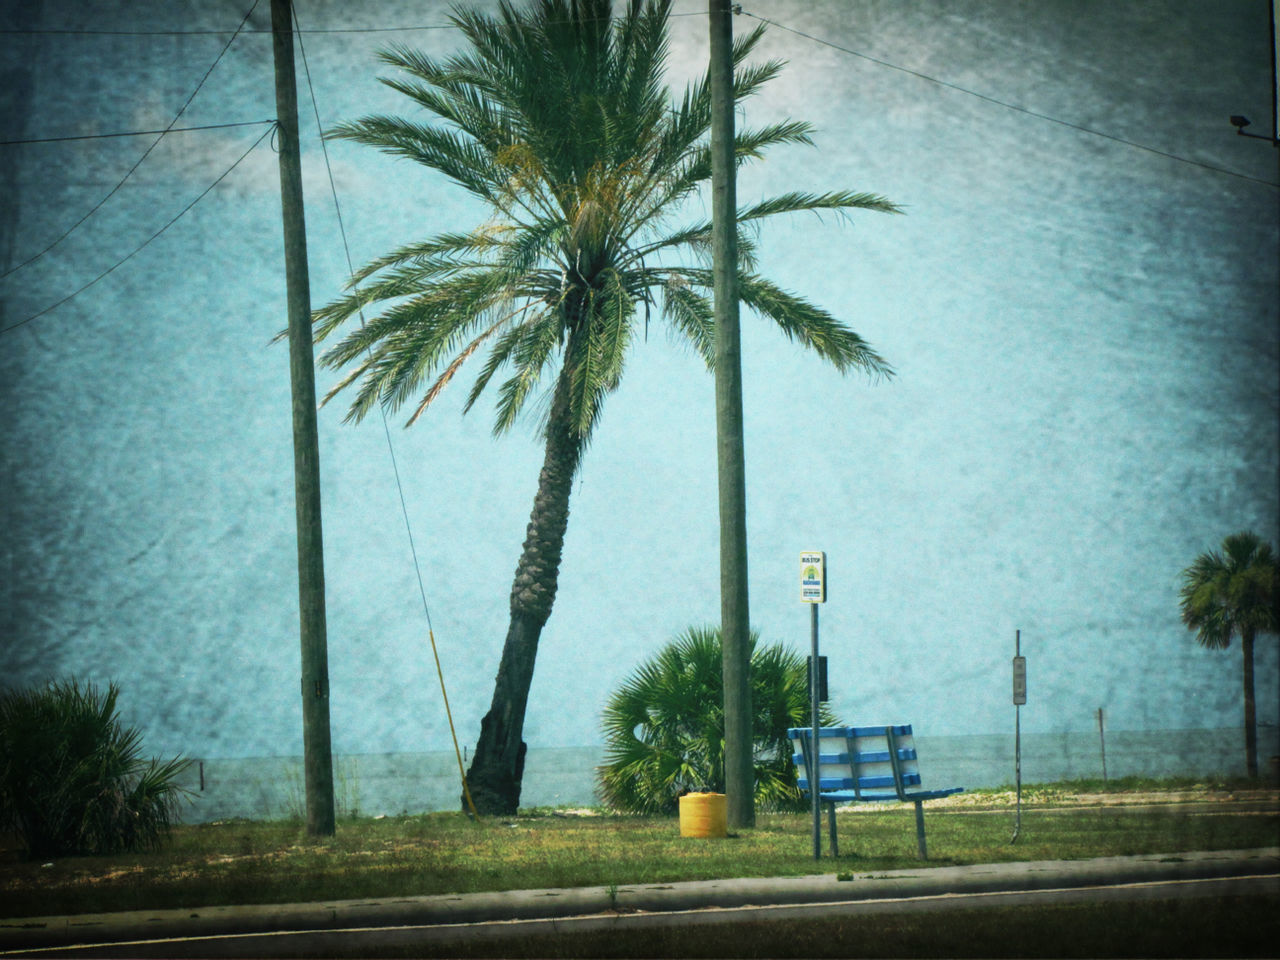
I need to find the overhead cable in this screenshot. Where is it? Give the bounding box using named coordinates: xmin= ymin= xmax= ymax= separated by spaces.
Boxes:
xmin=292 ymin=3 xmax=481 ymax=821
xmin=1 ymin=118 xmax=275 ymax=146
xmin=0 ymin=9 xmax=701 ymax=36
xmin=0 ymin=124 xmax=274 ymax=335
xmin=0 ymin=0 xmax=263 ymax=280
xmin=0 ymin=24 xmax=451 ymax=35
xmin=740 ymin=9 xmax=1280 ymax=190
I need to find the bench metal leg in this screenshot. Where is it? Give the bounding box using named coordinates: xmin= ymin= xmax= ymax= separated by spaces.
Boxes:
xmin=826 ymin=800 xmax=838 ymax=857
xmin=914 ymin=800 xmax=927 ymax=860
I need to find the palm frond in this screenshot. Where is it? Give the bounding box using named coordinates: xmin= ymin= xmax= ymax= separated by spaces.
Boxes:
xmin=406 ymin=307 xmax=530 ymax=427
xmin=671 ymin=268 xmax=894 ymax=379
xmin=657 ymin=271 xmax=714 ymax=367
xmin=488 ymin=309 xmax=566 ymax=434
xmin=567 ymin=270 xmax=635 ymax=440
xmin=342 ymin=232 xmax=506 ymax=288
xmin=739 ymin=190 xmax=904 ymax=223
xmin=320 ymin=270 xmax=525 ymax=423
xmin=739 ymin=273 xmax=895 ymax=378
xmin=1179 ymin=531 xmax=1278 ymax=648
xmin=327 ymin=116 xmax=503 ymax=203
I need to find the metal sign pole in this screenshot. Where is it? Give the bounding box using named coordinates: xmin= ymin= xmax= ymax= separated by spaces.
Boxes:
xmin=1011 ymin=629 xmax=1025 ymax=843
xmin=800 ymin=551 xmax=826 ymax=860
xmin=810 ymin=601 xmax=821 ymax=860
xmin=1097 ymin=707 xmax=1108 ymax=786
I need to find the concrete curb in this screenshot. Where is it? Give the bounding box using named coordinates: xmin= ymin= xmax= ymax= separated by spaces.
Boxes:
xmin=2 ymin=847 xmax=1277 ymax=953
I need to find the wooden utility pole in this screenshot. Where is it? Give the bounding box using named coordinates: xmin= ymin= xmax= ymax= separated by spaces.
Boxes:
xmin=708 ymin=0 xmax=753 ymax=830
xmin=270 ymin=0 xmax=335 ymax=837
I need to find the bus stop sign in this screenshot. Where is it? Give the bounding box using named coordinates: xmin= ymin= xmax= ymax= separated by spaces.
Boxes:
xmin=800 ymin=551 xmax=826 ymax=603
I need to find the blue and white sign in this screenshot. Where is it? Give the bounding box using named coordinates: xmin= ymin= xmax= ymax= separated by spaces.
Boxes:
xmin=800 ymin=551 xmax=826 ymax=603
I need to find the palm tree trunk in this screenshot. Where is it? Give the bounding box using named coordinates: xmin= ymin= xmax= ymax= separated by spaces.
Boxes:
xmin=464 ymin=358 xmax=582 ymax=815
xmin=1242 ymin=627 xmax=1257 ymax=778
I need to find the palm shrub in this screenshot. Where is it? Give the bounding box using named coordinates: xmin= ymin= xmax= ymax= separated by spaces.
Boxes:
xmin=598 ymin=626 xmax=838 ymax=814
xmin=0 ymin=679 xmax=191 ymax=858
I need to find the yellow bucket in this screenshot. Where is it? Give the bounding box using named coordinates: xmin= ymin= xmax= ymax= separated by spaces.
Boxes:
xmin=678 ymin=792 xmax=727 ymax=838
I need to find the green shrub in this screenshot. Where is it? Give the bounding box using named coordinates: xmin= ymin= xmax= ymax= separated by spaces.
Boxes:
xmin=0 ymin=679 xmax=190 ymax=858
xmin=598 ymin=626 xmax=838 ymax=814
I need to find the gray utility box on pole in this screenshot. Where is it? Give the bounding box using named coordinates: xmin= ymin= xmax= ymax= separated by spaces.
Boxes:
xmin=807 ymin=656 xmax=828 ymax=703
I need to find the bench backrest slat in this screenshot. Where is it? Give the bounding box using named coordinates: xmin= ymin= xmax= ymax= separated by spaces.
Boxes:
xmin=788 ymin=724 xmax=925 ymax=796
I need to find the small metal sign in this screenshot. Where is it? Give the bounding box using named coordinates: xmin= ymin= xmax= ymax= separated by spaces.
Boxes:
xmin=800 ymin=551 xmax=826 ymax=603
xmin=1012 ymin=656 xmax=1027 ymax=705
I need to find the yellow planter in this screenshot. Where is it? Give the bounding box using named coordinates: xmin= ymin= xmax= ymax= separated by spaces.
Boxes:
xmin=678 ymin=792 xmax=727 ymax=838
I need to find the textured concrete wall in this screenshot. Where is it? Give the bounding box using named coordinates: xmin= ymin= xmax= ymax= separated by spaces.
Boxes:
xmin=1 ymin=0 xmax=1276 ymax=761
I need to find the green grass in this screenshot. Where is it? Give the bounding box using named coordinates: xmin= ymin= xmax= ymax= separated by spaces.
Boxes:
xmin=1 ymin=781 xmax=1275 ymax=919
xmin=982 ymin=774 xmax=1264 ymax=802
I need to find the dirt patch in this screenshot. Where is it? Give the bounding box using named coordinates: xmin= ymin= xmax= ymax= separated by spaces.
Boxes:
xmin=839 ymin=788 xmax=1280 ymax=812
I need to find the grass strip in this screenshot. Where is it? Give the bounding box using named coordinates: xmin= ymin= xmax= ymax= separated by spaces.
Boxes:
xmin=1 ymin=779 xmax=1275 ymax=919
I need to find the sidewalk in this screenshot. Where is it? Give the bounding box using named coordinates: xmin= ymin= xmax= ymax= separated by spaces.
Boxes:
xmin=2 ymin=847 xmax=1277 ymax=955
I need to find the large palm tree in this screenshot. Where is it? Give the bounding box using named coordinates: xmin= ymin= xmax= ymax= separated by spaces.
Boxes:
xmin=1178 ymin=531 xmax=1277 ymax=778
xmin=314 ymin=0 xmax=898 ymax=814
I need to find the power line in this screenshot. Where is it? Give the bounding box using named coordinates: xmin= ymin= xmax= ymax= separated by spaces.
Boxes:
xmin=0 ymin=124 xmax=274 ymax=335
xmin=1 ymin=118 xmax=275 ymax=146
xmin=3 ymin=1 xmax=1266 ymax=190
xmin=0 ymin=9 xmax=703 ymax=36
xmin=1 ymin=0 xmax=264 ymax=281
xmin=0 ymin=24 xmax=452 ymax=36
xmin=740 ymin=9 xmax=1280 ymax=190
xmin=294 ymin=4 xmax=438 ymax=636
xmin=34 ymin=6 xmax=1259 ymax=188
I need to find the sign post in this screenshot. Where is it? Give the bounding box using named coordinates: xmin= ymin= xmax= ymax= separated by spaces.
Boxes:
xmin=1096 ymin=707 xmax=1108 ymax=785
xmin=1011 ymin=630 xmax=1026 ymax=843
xmin=800 ymin=551 xmax=826 ymax=859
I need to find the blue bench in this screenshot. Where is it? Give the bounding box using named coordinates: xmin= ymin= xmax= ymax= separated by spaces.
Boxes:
xmin=788 ymin=724 xmax=963 ymax=859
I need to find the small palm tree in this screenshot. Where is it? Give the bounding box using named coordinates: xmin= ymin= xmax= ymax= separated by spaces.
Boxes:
xmin=314 ymin=0 xmax=897 ymax=814
xmin=598 ymin=625 xmax=837 ymax=813
xmin=1178 ymin=531 xmax=1277 ymax=778
xmin=0 ymin=680 xmax=190 ymax=858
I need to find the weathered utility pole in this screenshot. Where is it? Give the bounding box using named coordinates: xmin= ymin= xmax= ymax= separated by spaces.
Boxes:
xmin=270 ymin=0 xmax=335 ymax=837
xmin=708 ymin=0 xmax=754 ymax=830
